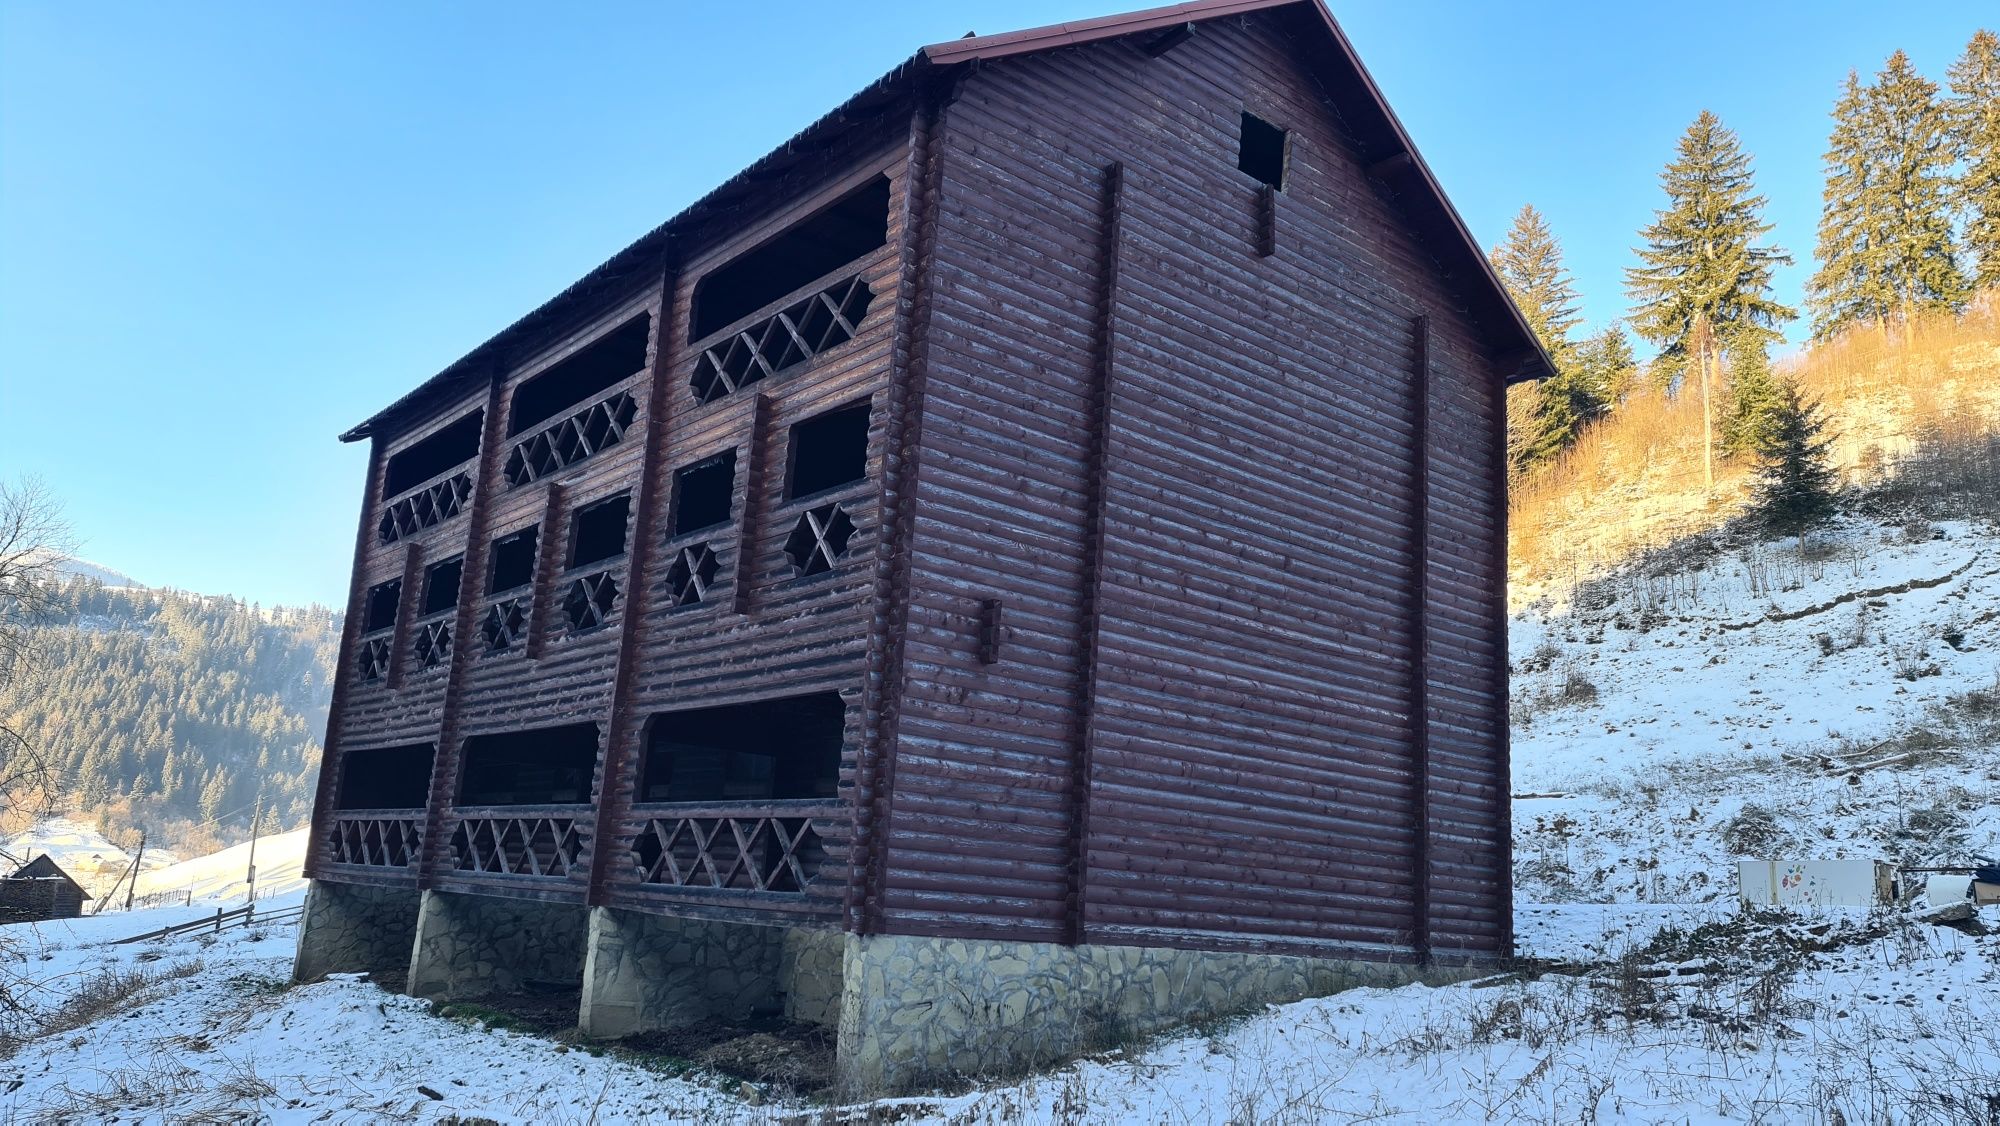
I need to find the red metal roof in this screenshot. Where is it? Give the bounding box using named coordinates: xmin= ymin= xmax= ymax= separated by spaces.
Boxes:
xmin=344 ymin=0 xmax=1548 ymax=441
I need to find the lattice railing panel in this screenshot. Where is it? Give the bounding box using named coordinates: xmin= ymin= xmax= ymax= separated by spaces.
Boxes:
xmin=664 ymin=541 xmax=720 ymax=606
xmin=328 ymin=811 xmax=424 ymax=868
xmin=412 ymin=619 xmax=452 ymax=669
xmin=481 ymin=596 xmax=529 ymax=653
xmin=690 ymin=276 xmax=872 ymax=404
xmin=562 ymin=569 xmax=621 ymax=632
xmin=628 ymin=802 xmax=839 ymax=894
xmin=504 ymin=390 xmax=638 ymax=488
xmin=379 ymin=472 xmax=472 ymax=543
xmin=358 ymin=635 xmax=391 ymax=681
xmin=783 ymin=504 xmax=855 ymax=577
xmin=448 ymin=809 xmax=586 ymax=878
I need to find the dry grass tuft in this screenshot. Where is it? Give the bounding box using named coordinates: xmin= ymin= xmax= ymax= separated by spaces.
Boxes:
xmin=1511 ymin=294 xmax=2000 ymax=603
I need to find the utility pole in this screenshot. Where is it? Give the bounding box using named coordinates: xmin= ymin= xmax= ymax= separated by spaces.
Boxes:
xmin=245 ymin=792 xmax=262 ymax=905
xmin=124 ymin=829 xmax=145 ymax=912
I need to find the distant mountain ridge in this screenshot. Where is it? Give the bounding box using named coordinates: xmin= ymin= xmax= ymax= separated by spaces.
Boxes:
xmin=0 ymin=577 xmax=339 ymax=857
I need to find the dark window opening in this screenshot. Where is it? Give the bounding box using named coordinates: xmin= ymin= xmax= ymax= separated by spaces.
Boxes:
xmin=363 ymin=580 xmax=402 ymax=634
xmin=337 ymin=744 xmax=435 ymax=810
xmin=458 ymin=723 xmax=599 ymax=806
xmin=488 ymin=527 xmax=539 ymax=594
xmin=690 ymin=176 xmax=890 ymax=341
xmin=786 ymin=401 xmax=870 ymax=500
xmin=1239 ymin=111 xmax=1288 ymax=190
xmin=639 ymin=693 xmax=844 ymax=803
xmin=383 ymin=411 xmax=483 ymax=497
xmin=422 ymin=557 xmax=463 ymax=617
xmin=507 ymin=315 xmax=651 ymax=437
xmin=672 ymin=452 xmax=737 ymax=536
xmin=568 ymin=493 xmax=631 ymax=569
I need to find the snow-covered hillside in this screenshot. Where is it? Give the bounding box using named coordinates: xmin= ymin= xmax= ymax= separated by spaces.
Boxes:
xmin=132 ymin=828 xmax=309 ymax=905
xmin=1511 ymin=516 xmax=2000 ymax=907
xmin=2 ymin=818 xmax=178 ymax=897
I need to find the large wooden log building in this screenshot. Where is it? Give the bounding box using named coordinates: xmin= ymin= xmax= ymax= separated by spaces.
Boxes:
xmin=293 ymin=0 xmax=1548 ymax=1092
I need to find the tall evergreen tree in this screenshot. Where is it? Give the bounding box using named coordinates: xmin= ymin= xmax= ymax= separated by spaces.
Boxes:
xmin=1949 ymin=30 xmax=2000 ymax=290
xmin=1753 ymin=380 xmax=1840 ymax=535
xmin=1810 ymin=53 xmax=1970 ymax=336
xmin=1490 ymin=205 xmax=1604 ymax=473
xmin=1626 ymin=111 xmax=1794 ymax=487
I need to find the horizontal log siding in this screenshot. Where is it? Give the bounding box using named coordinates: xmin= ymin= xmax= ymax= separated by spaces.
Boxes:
xmin=884 ymin=17 xmax=1507 ymax=956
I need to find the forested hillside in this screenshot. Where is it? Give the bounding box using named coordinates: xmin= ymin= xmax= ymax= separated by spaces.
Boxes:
xmin=0 ymin=579 xmax=338 ymax=856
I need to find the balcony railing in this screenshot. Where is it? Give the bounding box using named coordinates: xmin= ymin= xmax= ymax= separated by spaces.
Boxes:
xmin=326 ymin=809 xmax=424 ymax=868
xmin=448 ymin=805 xmax=587 ymax=879
xmin=626 ymin=799 xmax=843 ymax=895
xmin=379 ymin=471 xmax=472 ymax=543
xmin=504 ymin=389 xmax=638 ymax=488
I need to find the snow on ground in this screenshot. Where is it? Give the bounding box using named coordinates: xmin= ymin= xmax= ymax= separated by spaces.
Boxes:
xmin=0 ymin=896 xmax=1990 ymax=1123
xmin=0 ymin=515 xmax=1992 ymax=1122
xmin=1509 ymin=516 xmax=2000 ymax=905
xmin=2 ymin=818 xmax=177 ymax=897
xmin=132 ymin=828 xmax=309 ymax=906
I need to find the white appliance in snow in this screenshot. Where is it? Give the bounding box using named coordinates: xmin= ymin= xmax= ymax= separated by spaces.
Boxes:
xmin=1737 ymin=859 xmax=1895 ymax=908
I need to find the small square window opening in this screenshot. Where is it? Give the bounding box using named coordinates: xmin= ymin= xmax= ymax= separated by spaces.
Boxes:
xmin=672 ymin=451 xmax=737 ymax=536
xmin=488 ymin=527 xmax=539 ymax=594
xmin=422 ymin=557 xmax=463 ymax=617
xmin=786 ymin=401 xmax=871 ymax=501
xmin=1239 ymin=111 xmax=1288 ymax=190
xmin=363 ymin=580 xmax=402 ymax=634
xmin=569 ymin=493 xmax=632 ymax=569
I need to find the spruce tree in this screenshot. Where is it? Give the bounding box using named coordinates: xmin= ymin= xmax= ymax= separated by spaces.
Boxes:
xmin=1949 ymin=30 xmax=2000 ymax=290
xmin=1810 ymin=52 xmax=1970 ymax=336
xmin=1575 ymin=323 xmax=1639 ymax=407
xmin=1720 ymin=336 xmax=1782 ymax=457
xmin=1627 ymin=112 xmax=1796 ymax=383
xmin=1627 ymin=111 xmax=1793 ymax=489
xmin=1490 ymin=205 xmax=1604 ymax=473
xmin=1753 ymin=380 xmax=1840 ymax=535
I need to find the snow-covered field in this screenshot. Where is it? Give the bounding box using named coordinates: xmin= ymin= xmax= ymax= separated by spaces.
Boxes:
xmin=0 ymin=514 xmax=1992 ymax=1123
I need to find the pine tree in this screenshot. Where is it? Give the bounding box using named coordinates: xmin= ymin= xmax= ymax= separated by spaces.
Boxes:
xmin=1753 ymin=380 xmax=1840 ymax=535
xmin=1575 ymin=323 xmax=1640 ymax=407
xmin=1626 ymin=111 xmax=1794 ymax=487
xmin=1810 ymin=52 xmax=1970 ymax=336
xmin=1949 ymin=30 xmax=2000 ymax=290
xmin=1490 ymin=205 xmax=1604 ymax=473
xmin=1720 ymin=336 xmax=1783 ymax=457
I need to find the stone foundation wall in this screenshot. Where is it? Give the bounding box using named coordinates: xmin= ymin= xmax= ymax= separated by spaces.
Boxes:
xmin=836 ymin=935 xmax=1474 ymax=1095
xmin=291 ymin=881 xmax=421 ymax=984
xmin=405 ymin=890 xmax=589 ymax=1002
xmin=578 ymin=909 xmax=845 ymax=1038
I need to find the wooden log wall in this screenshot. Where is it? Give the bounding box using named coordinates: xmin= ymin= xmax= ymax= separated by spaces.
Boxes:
xmin=883 ymin=16 xmax=1509 ymax=960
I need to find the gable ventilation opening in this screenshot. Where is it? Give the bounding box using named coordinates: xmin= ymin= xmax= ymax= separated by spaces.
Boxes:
xmin=1238 ymin=111 xmax=1288 ymax=190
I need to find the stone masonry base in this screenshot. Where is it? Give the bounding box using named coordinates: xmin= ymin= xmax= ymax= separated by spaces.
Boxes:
xmin=835 ymin=934 xmax=1482 ymax=1096
xmin=577 ymin=908 xmax=844 ymax=1038
xmin=290 ymin=881 xmax=421 ymax=984
xmin=406 ymin=890 xmax=589 ymax=1002
xmin=294 ymin=882 xmax=1484 ymax=1097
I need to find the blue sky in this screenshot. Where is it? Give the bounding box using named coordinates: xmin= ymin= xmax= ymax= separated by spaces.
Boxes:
xmin=1 ymin=1 xmax=1990 ymax=608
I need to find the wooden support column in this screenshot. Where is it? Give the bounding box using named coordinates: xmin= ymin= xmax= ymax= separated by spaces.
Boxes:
xmin=1062 ymin=160 xmax=1126 ymax=947
xmin=525 ymin=480 xmax=569 ymax=660
xmin=414 ymin=360 xmax=509 ymax=891
xmin=302 ymin=436 xmax=388 ymax=878
xmin=1405 ymin=314 xmax=1433 ymax=964
xmin=850 ymin=80 xmax=954 ymax=937
xmin=1489 ymin=343 xmax=1516 ymax=959
xmin=588 ymin=250 xmax=683 ymax=906
xmin=731 ymin=392 xmax=772 ymax=616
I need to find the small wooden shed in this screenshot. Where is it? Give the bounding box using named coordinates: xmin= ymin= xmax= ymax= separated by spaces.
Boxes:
xmin=0 ymin=855 xmax=91 ymax=924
